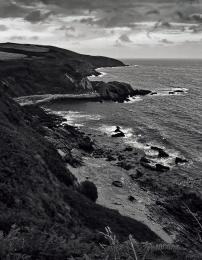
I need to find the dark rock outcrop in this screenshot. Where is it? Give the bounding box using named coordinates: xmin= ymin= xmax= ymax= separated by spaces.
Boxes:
xmin=175 ymin=157 xmax=188 ymax=164
xmin=92 ymin=81 xmax=135 ymax=102
xmin=156 ymin=164 xmax=170 ymax=172
xmin=112 ymin=132 xmax=125 ymax=138
xmin=151 ymin=146 xmax=169 ymax=158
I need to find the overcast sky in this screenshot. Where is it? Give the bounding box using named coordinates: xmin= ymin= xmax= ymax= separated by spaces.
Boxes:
xmin=0 ymin=0 xmax=202 ymax=58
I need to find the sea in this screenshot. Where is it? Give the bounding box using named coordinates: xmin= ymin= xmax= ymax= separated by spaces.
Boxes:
xmin=47 ymin=59 xmax=202 ymax=181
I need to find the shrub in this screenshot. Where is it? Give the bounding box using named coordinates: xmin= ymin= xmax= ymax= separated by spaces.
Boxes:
xmin=79 ymin=181 xmax=98 ymax=202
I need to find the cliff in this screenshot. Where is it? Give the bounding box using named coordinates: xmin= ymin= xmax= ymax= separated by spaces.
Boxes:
xmin=0 ymin=43 xmax=124 ymax=97
xmin=0 ymin=83 xmax=162 ymax=259
xmin=0 ymin=43 xmax=152 ymax=103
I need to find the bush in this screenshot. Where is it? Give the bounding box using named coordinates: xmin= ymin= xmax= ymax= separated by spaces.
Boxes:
xmin=79 ymin=181 xmax=98 ymax=202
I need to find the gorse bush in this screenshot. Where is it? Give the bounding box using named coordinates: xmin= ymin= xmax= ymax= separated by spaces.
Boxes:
xmin=79 ymin=180 xmax=98 ymax=202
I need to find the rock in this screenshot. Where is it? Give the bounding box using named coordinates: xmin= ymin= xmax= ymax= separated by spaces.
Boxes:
xmin=124 ymin=146 xmax=133 ymax=152
xmin=155 ymin=164 xmax=170 ymax=172
xmin=111 ymin=131 xmax=125 ymax=138
xmin=117 ymin=161 xmax=133 ymax=170
xmin=175 ymin=157 xmax=188 ymax=164
xmin=129 ymin=169 xmax=143 ymax=180
xmin=92 ymin=81 xmax=151 ymax=102
xmin=106 ymin=155 xmax=116 ymax=161
xmin=115 ymin=126 xmax=121 ymax=132
xmin=141 ymin=162 xmax=156 ymax=171
xmin=128 ymin=195 xmax=135 ymax=202
xmin=133 ymin=89 xmax=152 ymax=96
xmin=78 ymin=136 xmax=94 ymax=152
xmin=136 ymin=169 xmax=143 ymax=178
xmin=151 ymin=146 xmax=169 ymax=158
xmin=174 ymin=89 xmax=184 ymax=93
xmin=140 ymin=157 xmax=151 ymax=164
xmin=118 ymin=154 xmax=126 ymax=161
xmin=129 ymin=174 xmax=138 ymax=180
xmin=112 ymin=181 xmax=123 ymax=188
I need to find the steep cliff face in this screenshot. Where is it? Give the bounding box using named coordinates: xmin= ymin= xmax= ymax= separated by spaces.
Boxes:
xmin=0 ymin=43 xmax=124 ymax=97
xmin=0 ymin=84 xmax=160 ymax=257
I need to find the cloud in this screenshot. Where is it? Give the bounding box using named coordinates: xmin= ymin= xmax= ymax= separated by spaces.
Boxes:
xmin=160 ymin=38 xmax=173 ymax=44
xmin=119 ymin=34 xmax=132 ymax=43
xmin=0 ymin=2 xmax=29 ymax=18
xmin=0 ymin=0 xmax=202 ymax=58
xmin=25 ymin=10 xmax=52 ymax=23
xmin=0 ymin=24 xmax=8 ymax=31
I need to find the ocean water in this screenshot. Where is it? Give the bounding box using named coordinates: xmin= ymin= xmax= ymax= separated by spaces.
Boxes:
xmin=47 ymin=59 xmax=202 ymax=179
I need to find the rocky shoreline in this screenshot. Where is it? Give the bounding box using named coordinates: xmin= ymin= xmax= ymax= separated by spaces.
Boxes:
xmin=0 ymin=43 xmax=202 ymax=259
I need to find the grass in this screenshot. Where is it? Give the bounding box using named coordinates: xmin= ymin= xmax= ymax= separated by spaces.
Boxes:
xmin=1 ymin=225 xmax=202 ymax=260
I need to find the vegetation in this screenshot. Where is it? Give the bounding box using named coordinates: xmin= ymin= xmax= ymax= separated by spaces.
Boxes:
xmin=79 ymin=181 xmax=98 ymax=202
xmin=1 ymin=226 xmax=202 ymax=260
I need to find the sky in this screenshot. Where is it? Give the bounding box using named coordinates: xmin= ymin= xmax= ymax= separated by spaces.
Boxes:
xmin=0 ymin=0 xmax=202 ymax=59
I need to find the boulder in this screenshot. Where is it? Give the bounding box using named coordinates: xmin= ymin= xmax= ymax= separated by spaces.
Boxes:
xmin=115 ymin=126 xmax=121 ymax=132
xmin=124 ymin=146 xmax=133 ymax=152
xmin=129 ymin=169 xmax=143 ymax=180
xmin=133 ymin=89 xmax=152 ymax=96
xmin=128 ymin=195 xmax=135 ymax=202
xmin=174 ymin=89 xmax=184 ymax=93
xmin=155 ymin=164 xmax=170 ymax=172
xmin=151 ymin=146 xmax=169 ymax=158
xmin=111 ymin=131 xmax=125 ymax=138
xmin=136 ymin=169 xmax=143 ymax=178
xmin=106 ymin=155 xmax=116 ymax=161
xmin=117 ymin=161 xmax=133 ymax=170
xmin=175 ymin=157 xmax=188 ymax=164
xmin=141 ymin=162 xmax=156 ymax=171
xmin=140 ymin=157 xmax=151 ymax=164
xmin=112 ymin=181 xmax=123 ymax=188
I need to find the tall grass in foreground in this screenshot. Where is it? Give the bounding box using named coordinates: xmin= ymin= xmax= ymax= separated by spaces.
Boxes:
xmin=0 ymin=225 xmax=202 ymax=260
xmin=98 ymin=226 xmax=202 ymax=260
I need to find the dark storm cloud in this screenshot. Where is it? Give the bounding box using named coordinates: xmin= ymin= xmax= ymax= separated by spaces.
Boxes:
xmin=0 ymin=1 xmax=29 ymax=18
xmin=1 ymin=0 xmax=202 ymax=28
